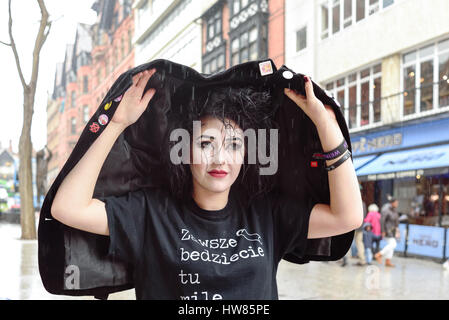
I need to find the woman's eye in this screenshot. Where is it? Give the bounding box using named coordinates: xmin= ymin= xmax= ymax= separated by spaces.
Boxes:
xmin=228 ymin=143 xmax=242 ymax=150
xmin=199 ymin=141 xmax=212 ymax=149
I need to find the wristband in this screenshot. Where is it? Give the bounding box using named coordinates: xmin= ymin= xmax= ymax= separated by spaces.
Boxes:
xmin=312 ymin=139 xmax=348 ymax=160
xmin=324 ymin=150 xmax=352 ymax=171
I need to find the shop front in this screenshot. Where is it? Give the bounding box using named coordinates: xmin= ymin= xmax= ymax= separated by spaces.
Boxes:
xmin=351 ymin=116 xmax=449 ymax=259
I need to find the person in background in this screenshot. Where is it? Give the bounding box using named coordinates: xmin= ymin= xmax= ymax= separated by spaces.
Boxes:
xmin=362 ymin=222 xmax=375 ymax=265
xmin=375 ymin=196 xmax=400 ymax=267
xmin=364 ymin=203 xmax=382 ymax=254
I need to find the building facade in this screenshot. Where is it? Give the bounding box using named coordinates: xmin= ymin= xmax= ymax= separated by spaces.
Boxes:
xmin=285 ymin=0 xmax=449 ymax=228
xmin=47 ymin=0 xmax=135 ymax=187
xmin=201 ymin=0 xmax=282 ymax=73
xmin=133 ymin=0 xmax=206 ymax=69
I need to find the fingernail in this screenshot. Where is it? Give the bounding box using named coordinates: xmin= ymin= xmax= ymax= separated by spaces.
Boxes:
xmin=304 ymin=76 xmax=309 ymax=83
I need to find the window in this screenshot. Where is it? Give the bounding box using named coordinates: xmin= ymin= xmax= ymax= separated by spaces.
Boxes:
xmin=71 ymin=91 xmax=76 ymax=108
xmin=207 ymin=11 xmax=222 ymax=41
xmin=83 ymin=105 xmax=89 ymax=123
xmin=403 ymin=63 xmax=416 ymax=116
xmin=204 ymin=54 xmax=225 ymax=74
xmin=70 ymin=117 xmax=76 ymax=135
xmin=420 ymin=49 xmax=434 ymax=112
xmin=373 ymin=76 xmax=381 ymax=122
xmin=321 ymin=0 xmax=394 ymax=40
xmin=348 ymin=84 xmax=357 ymax=128
xmin=231 ymin=38 xmax=240 ymax=66
xmin=402 ymin=39 xmax=449 ymax=117
xmin=296 ymin=26 xmax=307 ymax=52
xmin=383 ymin=0 xmax=394 ymax=8
xmin=438 ymin=39 xmax=449 ymax=108
xmin=344 ymin=0 xmax=352 ymax=28
xmin=321 ymin=2 xmax=329 ymax=40
xmin=332 ymin=0 xmax=340 ymax=34
xmin=233 ymin=0 xmax=240 ymax=15
xmin=369 ymin=0 xmax=380 ymax=15
xmin=83 ymin=76 xmax=88 ymax=94
xmin=231 ymin=26 xmax=259 ymax=66
xmin=105 ymin=57 xmax=109 ymax=76
xmin=123 ymin=0 xmax=131 ymax=17
xmin=114 ymin=46 xmax=118 ymax=66
xmin=128 ymin=29 xmax=132 ymax=53
xmin=356 ymin=0 xmax=365 ymax=22
xmin=325 ymin=63 xmax=382 ymax=129
xmin=121 ymin=36 xmax=125 ymax=59
xmin=232 ymin=0 xmax=253 ymax=16
xmin=249 ymin=27 xmax=258 ymax=60
xmin=361 ymin=80 xmax=370 ymax=126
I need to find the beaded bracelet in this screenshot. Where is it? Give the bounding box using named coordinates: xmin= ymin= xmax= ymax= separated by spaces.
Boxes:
xmin=324 ymin=150 xmax=352 ymax=171
xmin=312 ymin=139 xmax=348 ymax=161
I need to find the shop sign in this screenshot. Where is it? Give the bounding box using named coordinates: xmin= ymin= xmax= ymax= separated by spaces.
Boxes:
xmin=352 ymin=133 xmax=403 ymax=154
xmin=367 ymin=170 xmax=424 ymax=181
xmin=407 ymin=225 xmax=445 ymax=258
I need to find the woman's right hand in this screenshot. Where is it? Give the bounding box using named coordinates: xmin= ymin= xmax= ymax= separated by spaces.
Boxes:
xmin=111 ymin=69 xmax=157 ymax=128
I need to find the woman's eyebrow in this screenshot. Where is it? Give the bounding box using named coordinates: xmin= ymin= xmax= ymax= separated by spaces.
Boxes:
xmin=226 ymin=137 xmax=243 ymax=142
xmin=196 ymin=135 xmax=243 ymax=142
xmin=196 ymin=135 xmax=215 ymax=140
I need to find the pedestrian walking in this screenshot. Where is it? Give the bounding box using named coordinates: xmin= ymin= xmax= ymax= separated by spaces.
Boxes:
xmin=49 ymin=68 xmax=363 ymax=299
xmin=375 ymin=196 xmax=400 ymax=267
xmin=362 ymin=222 xmax=375 ymax=265
xmin=364 ymin=203 xmax=382 ymax=254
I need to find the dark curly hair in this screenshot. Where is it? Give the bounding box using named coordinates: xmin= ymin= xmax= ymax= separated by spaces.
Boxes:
xmin=161 ymin=85 xmax=279 ymax=209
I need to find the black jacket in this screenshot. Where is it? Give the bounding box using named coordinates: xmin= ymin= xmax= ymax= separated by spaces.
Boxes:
xmin=38 ymin=58 xmax=354 ymax=299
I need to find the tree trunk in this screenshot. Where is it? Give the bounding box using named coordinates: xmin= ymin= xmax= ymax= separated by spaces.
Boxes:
xmin=2 ymin=0 xmax=51 ymax=239
xmin=19 ymin=90 xmax=36 ymax=239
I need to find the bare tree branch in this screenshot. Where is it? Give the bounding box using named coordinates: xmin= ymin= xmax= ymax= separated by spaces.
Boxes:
xmin=8 ymin=0 xmax=27 ymax=90
xmin=30 ymin=0 xmax=51 ymax=90
xmin=0 ymin=40 xmax=12 ymax=46
xmin=6 ymin=0 xmax=52 ymax=240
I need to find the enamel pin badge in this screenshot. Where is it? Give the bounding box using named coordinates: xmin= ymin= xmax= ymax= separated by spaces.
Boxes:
xmin=259 ymin=60 xmax=273 ymax=76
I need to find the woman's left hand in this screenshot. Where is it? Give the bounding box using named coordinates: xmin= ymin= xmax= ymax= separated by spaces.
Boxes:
xmin=284 ymin=75 xmax=337 ymax=128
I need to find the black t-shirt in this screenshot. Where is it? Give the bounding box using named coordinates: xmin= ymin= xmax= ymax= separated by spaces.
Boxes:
xmin=98 ymin=187 xmax=314 ymax=300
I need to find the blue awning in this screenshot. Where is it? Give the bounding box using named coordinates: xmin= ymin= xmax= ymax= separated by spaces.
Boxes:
xmin=357 ymin=143 xmax=449 ymax=179
xmin=353 ymin=154 xmax=378 ymax=171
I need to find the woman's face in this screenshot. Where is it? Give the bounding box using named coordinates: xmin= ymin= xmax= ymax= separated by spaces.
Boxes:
xmin=190 ymin=116 xmax=245 ymax=194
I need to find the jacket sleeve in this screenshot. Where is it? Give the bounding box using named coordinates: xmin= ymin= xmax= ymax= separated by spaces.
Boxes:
xmin=271 ymin=193 xmax=315 ymax=262
xmin=95 ymin=188 xmax=148 ymax=263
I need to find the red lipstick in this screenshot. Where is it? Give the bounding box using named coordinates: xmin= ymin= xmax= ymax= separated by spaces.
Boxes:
xmin=208 ymin=170 xmax=228 ymax=178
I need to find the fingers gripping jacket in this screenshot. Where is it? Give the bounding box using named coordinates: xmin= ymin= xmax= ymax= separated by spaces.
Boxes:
xmin=38 ymin=59 xmax=354 ymax=298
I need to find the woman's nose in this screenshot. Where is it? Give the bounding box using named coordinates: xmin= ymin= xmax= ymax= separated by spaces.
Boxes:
xmin=212 ymin=145 xmax=226 ymax=164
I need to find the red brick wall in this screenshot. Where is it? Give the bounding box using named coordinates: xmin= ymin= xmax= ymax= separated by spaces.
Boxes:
xmin=223 ymin=3 xmax=230 ymax=69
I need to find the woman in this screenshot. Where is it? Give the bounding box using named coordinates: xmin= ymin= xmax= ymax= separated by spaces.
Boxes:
xmin=51 ymin=68 xmax=363 ymax=299
xmin=364 ymin=203 xmax=382 ymax=254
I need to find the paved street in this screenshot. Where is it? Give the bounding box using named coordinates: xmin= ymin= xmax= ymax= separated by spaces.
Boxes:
xmin=1 ymin=221 xmax=448 ymax=300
